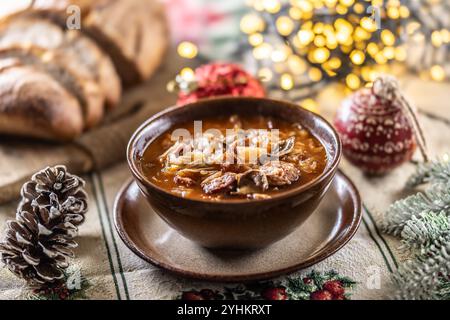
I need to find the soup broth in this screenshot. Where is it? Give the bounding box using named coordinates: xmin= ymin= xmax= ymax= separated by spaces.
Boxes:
xmin=139 ymin=115 xmax=327 ymax=200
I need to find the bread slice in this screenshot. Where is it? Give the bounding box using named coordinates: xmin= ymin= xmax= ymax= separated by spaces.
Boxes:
xmin=4 ymin=0 xmax=168 ymax=87
xmin=0 ymin=64 xmax=83 ymax=140
xmin=0 ymin=46 xmax=104 ymax=129
xmin=0 ymin=15 xmax=121 ymax=109
xmin=83 ymin=0 xmax=167 ymax=86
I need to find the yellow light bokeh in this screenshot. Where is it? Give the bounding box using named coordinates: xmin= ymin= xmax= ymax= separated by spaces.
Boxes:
xmin=313 ymin=22 xmax=325 ymax=34
xmin=399 ymin=5 xmax=410 ymax=18
xmin=350 ymin=50 xmax=365 ymax=65
xmin=360 ymin=17 xmax=377 ymax=32
xmin=297 ymin=29 xmax=315 ymax=46
xmin=276 ymin=16 xmax=295 ymax=36
xmin=383 ymin=46 xmax=395 ymax=60
xmin=308 ymin=68 xmax=323 ymax=81
xmin=289 ymin=7 xmax=303 ymax=19
xmin=177 ymin=41 xmax=198 ymax=59
xmin=431 ymin=30 xmax=443 ymax=47
xmin=287 ymin=55 xmax=307 ymax=74
xmin=375 ymin=52 xmax=388 ymax=64
xmin=253 ymin=43 xmax=272 ymax=59
xmin=300 ymin=98 xmax=319 ymax=113
xmin=367 ymin=42 xmax=379 ymax=56
xmin=353 ymin=2 xmax=364 ymax=14
xmin=280 ymin=73 xmax=294 ymax=90
xmin=394 ymin=46 xmax=407 ymax=61
xmin=314 ymin=35 xmax=327 ymax=47
xmin=271 ymin=49 xmax=288 ymax=62
xmin=258 ymin=67 xmax=273 ymax=82
xmin=430 ymin=65 xmax=446 ymax=81
xmin=263 ymin=0 xmax=281 ymax=13
xmin=346 ymin=73 xmax=361 ymax=90
xmin=180 ymin=67 xmax=195 ymax=81
xmin=312 ymin=47 xmax=330 ymax=63
xmin=328 ymin=57 xmax=342 ymax=69
xmin=339 ymin=0 xmax=354 ymax=7
xmin=387 ymin=7 xmax=400 ymax=19
xmin=381 ymin=30 xmax=396 ymax=46
xmin=243 ymin=0 xmax=414 ymax=91
xmin=240 ymin=14 xmax=265 ymax=34
xmin=248 ymin=33 xmax=264 ymax=46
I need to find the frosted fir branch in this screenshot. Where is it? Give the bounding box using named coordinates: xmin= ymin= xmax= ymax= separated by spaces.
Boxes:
xmin=394 ymin=233 xmax=450 ymax=300
xmin=382 ymin=183 xmax=450 ymax=236
xmin=436 ymin=280 xmax=450 ymax=300
xmin=407 ymin=160 xmax=450 ymax=188
xmin=399 ymin=211 xmax=450 ymax=253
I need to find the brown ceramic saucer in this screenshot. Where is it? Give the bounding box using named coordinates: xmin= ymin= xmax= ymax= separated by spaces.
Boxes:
xmin=114 ymin=170 xmax=361 ymax=282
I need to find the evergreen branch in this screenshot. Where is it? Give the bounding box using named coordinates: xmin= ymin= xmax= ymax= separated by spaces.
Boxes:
xmin=382 ymin=183 xmax=450 ymax=236
xmin=407 ymin=160 xmax=450 ymax=188
xmin=399 ymin=211 xmax=450 ymax=253
xmin=382 ymin=158 xmax=450 ymax=300
xmin=436 ymin=280 xmax=450 ymax=300
xmin=393 ymin=233 xmax=450 ymax=300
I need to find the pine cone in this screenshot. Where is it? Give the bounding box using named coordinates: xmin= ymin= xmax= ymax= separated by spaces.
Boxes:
xmin=0 ymin=166 xmax=88 ymax=285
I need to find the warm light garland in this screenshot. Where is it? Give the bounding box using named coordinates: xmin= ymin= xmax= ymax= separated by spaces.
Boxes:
xmin=240 ymin=0 xmax=446 ymax=93
xmin=402 ymin=0 xmax=450 ymax=82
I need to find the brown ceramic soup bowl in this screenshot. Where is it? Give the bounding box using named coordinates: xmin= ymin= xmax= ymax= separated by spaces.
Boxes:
xmin=127 ymin=97 xmax=342 ymax=249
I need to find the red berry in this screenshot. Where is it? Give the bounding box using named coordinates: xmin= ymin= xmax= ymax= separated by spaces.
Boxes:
xmin=261 ymin=287 xmax=288 ymax=300
xmin=303 ymin=277 xmax=313 ymax=284
xmin=323 ymin=280 xmax=345 ymax=297
xmin=310 ymin=290 xmax=333 ymax=300
xmin=199 ymin=289 xmax=215 ymax=300
xmin=334 ymin=76 xmax=416 ymax=175
xmin=181 ymin=291 xmax=204 ymax=300
xmin=177 ymin=63 xmax=265 ymax=105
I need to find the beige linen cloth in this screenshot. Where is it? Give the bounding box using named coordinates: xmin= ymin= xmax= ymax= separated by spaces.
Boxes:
xmin=0 ymin=56 xmax=449 ymax=299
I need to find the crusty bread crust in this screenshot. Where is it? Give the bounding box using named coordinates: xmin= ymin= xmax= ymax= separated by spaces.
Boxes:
xmin=83 ymin=0 xmax=167 ymax=86
xmin=0 ymin=46 xmax=104 ymax=129
xmin=0 ymin=0 xmax=167 ymax=141
xmin=0 ymin=15 xmax=121 ymax=109
xmin=0 ymin=65 xmax=83 ymax=140
xmin=3 ymin=0 xmax=168 ymax=87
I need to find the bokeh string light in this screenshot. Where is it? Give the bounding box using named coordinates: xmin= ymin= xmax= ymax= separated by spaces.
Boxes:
xmin=240 ymin=0 xmax=448 ymax=94
xmin=403 ymin=0 xmax=450 ymax=82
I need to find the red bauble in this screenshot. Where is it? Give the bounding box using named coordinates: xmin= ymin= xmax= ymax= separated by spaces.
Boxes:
xmin=176 ymin=63 xmax=265 ymax=105
xmin=334 ymin=76 xmax=417 ymax=174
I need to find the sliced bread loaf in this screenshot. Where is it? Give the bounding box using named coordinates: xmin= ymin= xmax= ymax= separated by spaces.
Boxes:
xmin=0 ymin=46 xmax=104 ymax=129
xmin=0 ymin=63 xmax=83 ymax=140
xmin=0 ymin=15 xmax=121 ymax=108
xmin=4 ymin=0 xmax=167 ymax=87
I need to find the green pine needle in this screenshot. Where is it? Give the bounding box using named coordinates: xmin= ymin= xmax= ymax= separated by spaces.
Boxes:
xmin=382 ymin=183 xmax=450 ymax=236
xmin=407 ymin=159 xmax=450 ymax=188
xmin=393 ymin=233 xmax=450 ymax=300
xmin=399 ymin=210 xmax=450 ymax=252
xmin=382 ymin=158 xmax=450 ymax=300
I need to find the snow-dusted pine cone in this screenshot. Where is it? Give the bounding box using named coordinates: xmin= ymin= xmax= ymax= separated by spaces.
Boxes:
xmin=0 ymin=166 xmax=88 ymax=285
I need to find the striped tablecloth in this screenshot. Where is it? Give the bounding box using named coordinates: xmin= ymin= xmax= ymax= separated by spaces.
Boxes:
xmin=0 ymin=76 xmax=449 ymax=300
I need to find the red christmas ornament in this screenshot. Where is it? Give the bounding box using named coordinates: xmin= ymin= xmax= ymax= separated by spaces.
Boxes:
xmin=334 ymin=75 xmax=428 ymax=175
xmin=174 ymin=63 xmax=265 ymax=105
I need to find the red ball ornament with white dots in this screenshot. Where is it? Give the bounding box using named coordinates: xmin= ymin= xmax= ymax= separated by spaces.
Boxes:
xmin=172 ymin=63 xmax=265 ymax=105
xmin=334 ymin=75 xmax=428 ymax=174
